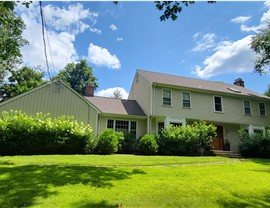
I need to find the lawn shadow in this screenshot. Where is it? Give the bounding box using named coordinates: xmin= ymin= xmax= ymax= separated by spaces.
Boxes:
xmin=217 ymin=191 xmax=270 ymax=208
xmin=0 ymin=164 xmax=146 ymax=208
xmin=72 ymin=200 xmax=119 ymax=208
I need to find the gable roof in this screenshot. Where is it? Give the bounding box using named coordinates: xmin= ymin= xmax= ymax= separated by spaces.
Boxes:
xmin=137 ymin=69 xmax=269 ymax=99
xmin=84 ymin=96 xmax=146 ymax=117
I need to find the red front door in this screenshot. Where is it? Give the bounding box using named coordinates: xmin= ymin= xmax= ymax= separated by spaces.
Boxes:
xmin=212 ymin=126 xmax=224 ymax=150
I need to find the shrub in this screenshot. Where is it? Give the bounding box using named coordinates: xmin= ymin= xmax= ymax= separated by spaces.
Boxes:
xmin=0 ymin=110 xmax=95 ymax=155
xmin=239 ymin=129 xmax=270 ymax=158
xmin=138 ymin=134 xmax=158 ymax=155
xmin=95 ymin=129 xmax=124 ymax=154
xmin=118 ymin=133 xmax=138 ymax=154
xmin=157 ymin=121 xmax=216 ymax=156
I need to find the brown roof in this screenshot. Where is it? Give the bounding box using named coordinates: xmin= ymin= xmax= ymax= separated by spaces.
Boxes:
xmin=85 ymin=96 xmax=146 ymax=116
xmin=138 ymin=69 xmax=269 ymax=99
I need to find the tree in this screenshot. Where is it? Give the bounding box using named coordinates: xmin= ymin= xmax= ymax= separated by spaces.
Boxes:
xmin=251 ymin=23 xmax=270 ymax=75
xmin=0 ymin=66 xmax=45 ymax=101
xmin=54 ymin=60 xmax=98 ymax=95
xmin=264 ymin=84 xmax=270 ymax=97
xmin=112 ymin=88 xmax=123 ymax=99
xmin=0 ymin=2 xmax=28 ymax=82
xmin=154 ymin=1 xmax=215 ymax=21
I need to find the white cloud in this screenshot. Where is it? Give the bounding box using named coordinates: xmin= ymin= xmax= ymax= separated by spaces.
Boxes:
xmin=231 ymin=16 xmax=251 ymax=24
xmin=16 ymin=2 xmax=97 ymax=72
xmin=117 ymin=37 xmax=123 ymax=41
xmin=109 ymin=24 xmax=117 ymax=31
xmin=192 ymin=33 xmax=216 ymax=52
xmin=96 ymin=87 xmax=129 ymax=99
xmin=87 ymin=43 xmax=121 ymax=69
xmin=90 ymin=28 xmax=102 ymax=34
xmin=193 ymin=35 xmax=256 ymax=78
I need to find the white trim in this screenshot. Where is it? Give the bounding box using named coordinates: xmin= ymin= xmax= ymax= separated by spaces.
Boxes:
xmin=243 ymin=100 xmax=252 ymax=116
xmin=182 ymin=91 xmax=191 ymax=108
xmin=162 ymin=88 xmax=172 ymax=106
xmin=213 ymin=95 xmax=223 ymax=113
xmin=258 ymin=102 xmax=267 ymax=117
xmin=248 ymin=124 xmax=265 ymax=135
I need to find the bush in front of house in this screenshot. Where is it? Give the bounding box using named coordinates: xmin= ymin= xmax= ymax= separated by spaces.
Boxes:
xmin=118 ymin=133 xmax=139 ymax=154
xmin=95 ymin=128 xmax=124 ymax=154
xmin=238 ymin=129 xmax=270 ymax=158
xmin=138 ymin=134 xmax=158 ymax=155
xmin=0 ymin=110 xmax=95 ymax=155
xmin=157 ymin=121 xmax=217 ymax=156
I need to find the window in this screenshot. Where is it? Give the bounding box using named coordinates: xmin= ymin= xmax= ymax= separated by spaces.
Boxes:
xmin=254 ymin=129 xmax=263 ymax=135
xmin=182 ymin=92 xmax=191 ymax=108
xmin=107 ymin=119 xmax=114 ymax=129
xmin=214 ymin=96 xmax=223 ymax=112
xmin=170 ymin=122 xmax=182 ymax=127
xmin=106 ymin=119 xmax=137 ymax=137
xmin=243 ymin=101 xmax=251 ymax=115
xmin=163 ymin=89 xmax=171 ymax=106
xmin=115 ymin=120 xmax=129 ymax=133
xmin=259 ymin=102 xmax=266 ymax=116
xmin=53 ymin=82 xmax=62 ymax=92
xmin=130 ymin=121 xmax=137 ymax=136
xmin=158 ymin=122 xmax=165 ymax=133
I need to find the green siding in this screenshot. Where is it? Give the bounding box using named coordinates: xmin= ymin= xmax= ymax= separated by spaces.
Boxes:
xmin=0 ymin=82 xmax=98 ymax=132
xmin=153 ymin=86 xmax=270 ymax=126
xmin=129 ymin=72 xmax=152 ymax=116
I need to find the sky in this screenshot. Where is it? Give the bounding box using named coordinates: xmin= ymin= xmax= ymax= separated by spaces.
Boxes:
xmin=16 ymin=1 xmax=270 ymax=99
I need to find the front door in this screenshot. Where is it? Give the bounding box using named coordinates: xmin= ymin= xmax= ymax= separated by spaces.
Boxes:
xmin=212 ymin=126 xmax=224 ymax=150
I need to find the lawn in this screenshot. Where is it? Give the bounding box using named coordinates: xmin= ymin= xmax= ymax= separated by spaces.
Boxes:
xmin=0 ymin=155 xmax=269 ymax=208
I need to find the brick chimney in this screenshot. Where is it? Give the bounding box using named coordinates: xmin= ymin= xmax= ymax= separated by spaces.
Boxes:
xmin=85 ymin=84 xmax=95 ymax=97
xmin=233 ymin=78 xmax=244 ymax=87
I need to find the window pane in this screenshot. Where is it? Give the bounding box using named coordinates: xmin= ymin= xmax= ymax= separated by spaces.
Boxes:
xmin=244 ymin=101 xmax=251 ymax=115
xmin=183 ymin=93 xmax=190 ymax=108
xmin=107 ymin=119 xmax=114 ymax=129
xmin=170 ymin=122 xmax=182 ymax=127
xmin=115 ymin=120 xmax=129 ymax=133
xmin=254 ymin=129 xmax=263 ymax=135
xmin=214 ymin=96 xmax=222 ymax=112
xmin=259 ymin=103 xmax=266 ymax=116
xmin=163 ymin=90 xmax=171 ymax=105
xmin=130 ymin=121 xmax=137 ymax=136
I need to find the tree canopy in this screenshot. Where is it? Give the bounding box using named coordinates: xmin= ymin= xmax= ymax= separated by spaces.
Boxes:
xmin=0 ymin=66 xmax=45 ymax=101
xmin=251 ymin=23 xmax=270 ymax=75
xmin=0 ymin=2 xmax=28 ymax=82
xmin=154 ymin=1 xmax=215 ymax=21
xmin=53 ymin=60 xmax=98 ymax=95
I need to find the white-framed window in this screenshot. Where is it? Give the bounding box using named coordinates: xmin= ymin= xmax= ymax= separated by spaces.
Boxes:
xmin=163 ymin=89 xmax=171 ymax=106
xmin=182 ymin=92 xmax=191 ymax=108
xmin=258 ymin=102 xmax=266 ymax=116
xmin=170 ymin=122 xmax=182 ymax=127
xmin=157 ymin=122 xmax=165 ymax=134
xmin=107 ymin=119 xmax=137 ymax=137
xmin=214 ymin=96 xmax=223 ymax=112
xmin=243 ymin=100 xmax=251 ymax=115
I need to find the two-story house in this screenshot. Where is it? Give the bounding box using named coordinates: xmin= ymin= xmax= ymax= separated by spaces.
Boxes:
xmin=129 ymin=70 xmax=270 ymax=151
xmin=0 ymin=69 xmax=269 ymax=152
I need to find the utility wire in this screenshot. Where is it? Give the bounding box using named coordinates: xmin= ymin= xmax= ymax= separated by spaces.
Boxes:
xmin=39 ymin=1 xmax=51 ymax=80
xmin=44 ymin=12 xmax=55 ymax=72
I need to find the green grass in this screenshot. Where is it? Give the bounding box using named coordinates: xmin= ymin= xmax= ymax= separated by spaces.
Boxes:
xmin=0 ymin=155 xmax=269 ymax=208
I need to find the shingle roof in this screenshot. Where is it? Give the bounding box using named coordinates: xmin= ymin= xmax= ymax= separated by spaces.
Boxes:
xmin=138 ymin=69 xmax=269 ymax=99
xmin=85 ymin=96 xmax=146 ymax=116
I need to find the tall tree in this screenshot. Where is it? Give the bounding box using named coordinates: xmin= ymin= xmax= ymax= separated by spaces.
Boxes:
xmin=112 ymin=88 xmax=123 ymax=99
xmin=251 ymin=23 xmax=270 ymax=74
xmin=0 ymin=2 xmax=28 ymax=82
xmin=54 ymin=60 xmax=98 ymax=95
xmin=0 ymin=66 xmax=45 ymax=101
xmin=264 ymin=84 xmax=270 ymax=97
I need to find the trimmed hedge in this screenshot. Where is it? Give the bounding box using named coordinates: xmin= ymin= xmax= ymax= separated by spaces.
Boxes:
xmin=0 ymin=110 xmax=95 ymax=155
xmin=157 ymin=121 xmax=217 ymax=156
xmin=138 ymin=134 xmax=158 ymax=155
xmin=239 ymin=129 xmax=270 ymax=158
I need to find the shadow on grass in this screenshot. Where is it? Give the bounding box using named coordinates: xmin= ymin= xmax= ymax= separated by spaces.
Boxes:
xmin=72 ymin=200 xmax=118 ymax=208
xmin=217 ymin=191 xmax=270 ymax=208
xmin=0 ymin=165 xmax=146 ymax=208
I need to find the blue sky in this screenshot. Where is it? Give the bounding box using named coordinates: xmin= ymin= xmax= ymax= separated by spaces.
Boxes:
xmin=16 ymin=1 xmax=270 ymax=99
